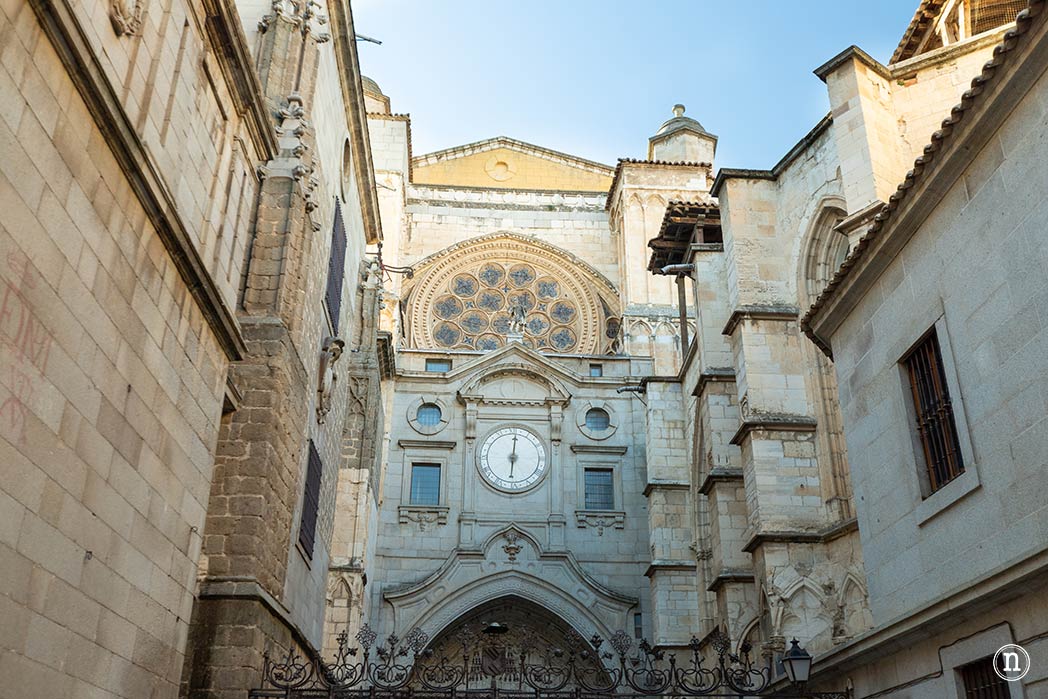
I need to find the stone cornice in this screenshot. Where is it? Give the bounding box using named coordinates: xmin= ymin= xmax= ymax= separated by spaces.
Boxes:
xmin=644 ymin=560 xmax=697 ymax=578
xmin=199 ymin=577 xmax=318 ymax=655
xmin=729 ymin=414 xmax=817 ymax=446
xmin=710 ymin=115 xmax=832 ymax=197
xmin=697 ymin=468 xmax=744 ymax=496
xmin=397 ymin=439 xmax=456 ymax=450
xmin=28 ymin=0 xmax=248 ymax=359
xmin=570 ymin=444 xmax=628 ymax=455
xmin=692 ymin=367 xmax=735 ymax=397
xmin=643 ymin=480 xmax=690 ymax=497
xmin=706 ymin=569 xmax=756 ymax=592
xmin=412 ymin=136 xmax=614 ymax=176
xmin=721 ymin=304 xmax=800 ymax=336
xmin=742 ymin=518 xmax=858 ymax=553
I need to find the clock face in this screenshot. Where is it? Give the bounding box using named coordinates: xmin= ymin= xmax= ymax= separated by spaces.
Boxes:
xmin=478 ymin=427 xmax=547 ymax=492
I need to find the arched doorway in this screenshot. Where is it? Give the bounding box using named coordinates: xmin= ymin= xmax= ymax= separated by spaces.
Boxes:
xmin=412 ymin=595 xmax=612 ymax=691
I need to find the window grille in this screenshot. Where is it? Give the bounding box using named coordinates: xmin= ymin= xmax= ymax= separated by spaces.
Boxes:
xmin=416 ymin=403 xmax=442 ymax=427
xmin=298 ymin=441 xmax=323 ymax=559
xmin=425 ymin=358 xmax=452 ymax=372
xmin=585 ymin=408 xmax=610 ymax=431
xmin=410 ymin=464 xmax=441 ymax=506
xmin=960 ymin=656 xmax=1010 ymax=699
xmin=325 ymin=200 xmax=347 ymax=333
xmin=584 ymin=468 xmax=614 ymax=510
xmin=903 ymin=329 xmax=964 ymax=493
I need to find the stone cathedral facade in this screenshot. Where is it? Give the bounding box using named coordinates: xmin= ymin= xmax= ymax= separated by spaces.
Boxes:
xmin=2 ymin=0 xmax=1047 ymax=698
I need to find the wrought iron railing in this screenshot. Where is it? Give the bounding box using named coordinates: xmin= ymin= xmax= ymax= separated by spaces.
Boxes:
xmin=249 ymin=624 xmax=850 ymax=698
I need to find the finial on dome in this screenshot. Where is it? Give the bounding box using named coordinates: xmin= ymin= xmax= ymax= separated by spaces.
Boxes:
xmin=672 ymin=104 xmax=686 ymax=118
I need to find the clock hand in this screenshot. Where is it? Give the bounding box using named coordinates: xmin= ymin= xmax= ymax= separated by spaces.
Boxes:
xmin=508 ymin=434 xmax=518 ymax=478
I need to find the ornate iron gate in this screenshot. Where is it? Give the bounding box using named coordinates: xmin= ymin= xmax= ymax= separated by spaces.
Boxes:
xmin=249 ymin=624 xmax=850 ymax=698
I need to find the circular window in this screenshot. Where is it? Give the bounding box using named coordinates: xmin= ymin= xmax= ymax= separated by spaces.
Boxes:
xmin=585 ymin=408 xmax=610 ymax=431
xmin=417 ymin=403 xmax=442 ymax=427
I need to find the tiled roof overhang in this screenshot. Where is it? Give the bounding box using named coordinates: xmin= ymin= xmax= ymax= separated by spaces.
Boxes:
xmin=892 ymin=0 xmax=948 ymax=64
xmin=803 ymin=0 xmax=1047 ymax=358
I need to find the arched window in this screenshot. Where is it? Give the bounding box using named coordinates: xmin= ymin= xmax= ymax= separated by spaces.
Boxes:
xmin=416 ymin=403 xmax=442 ymax=427
xmin=585 ymin=408 xmax=610 ymax=431
xmin=800 ymin=204 xmax=849 ymax=307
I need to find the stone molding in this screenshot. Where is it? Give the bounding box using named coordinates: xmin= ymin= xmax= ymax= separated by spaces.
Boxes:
xmin=642 ymin=480 xmax=690 ymax=497
xmin=397 ymin=505 xmax=449 ymax=531
xmin=729 ymin=413 xmax=818 ymax=446
xmin=742 ymin=518 xmax=859 ymax=553
xmin=697 ymin=468 xmax=744 ymax=496
xmin=706 ymin=569 xmax=756 ymax=593
xmin=570 ymin=444 xmax=628 ymax=455
xmin=643 ymin=560 xmax=698 ymax=578
xmin=397 ymin=439 xmax=456 ymax=450
xmin=692 ymin=367 xmax=736 ymax=397
xmin=198 ymin=577 xmax=318 ymax=656
xmin=721 ymin=304 xmax=800 ymax=337
xmin=411 ymin=136 xmax=614 ymax=177
xmin=28 ymin=0 xmax=255 ymax=359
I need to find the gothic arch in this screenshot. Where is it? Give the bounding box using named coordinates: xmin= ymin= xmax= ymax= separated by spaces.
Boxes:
xmin=797 ymin=197 xmax=848 ymax=309
xmin=402 ymin=233 xmax=622 ymax=354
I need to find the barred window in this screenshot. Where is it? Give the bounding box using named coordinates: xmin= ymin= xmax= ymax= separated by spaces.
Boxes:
xmin=584 ymin=468 xmax=614 ymax=510
xmin=959 ymin=656 xmax=1010 ymax=699
xmin=298 ymin=441 xmax=323 ymax=559
xmin=903 ymin=329 xmax=964 ymax=494
xmin=410 ymin=463 xmax=441 ymax=506
xmin=325 ymin=200 xmax=347 ymax=333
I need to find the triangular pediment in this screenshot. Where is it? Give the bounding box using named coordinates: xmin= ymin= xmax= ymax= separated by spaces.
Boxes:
xmin=449 ymin=342 xmax=582 ymax=400
xmin=411 ymin=137 xmax=614 ymax=192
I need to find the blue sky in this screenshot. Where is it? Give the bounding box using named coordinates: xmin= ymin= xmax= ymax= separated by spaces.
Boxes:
xmin=353 ymin=1 xmax=920 ymax=169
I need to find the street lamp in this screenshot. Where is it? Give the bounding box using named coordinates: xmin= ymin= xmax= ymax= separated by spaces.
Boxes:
xmin=782 ymin=638 xmax=813 ymax=686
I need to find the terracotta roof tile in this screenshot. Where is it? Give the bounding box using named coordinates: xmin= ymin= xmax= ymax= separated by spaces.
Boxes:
xmin=802 ymin=0 xmax=1045 ymax=356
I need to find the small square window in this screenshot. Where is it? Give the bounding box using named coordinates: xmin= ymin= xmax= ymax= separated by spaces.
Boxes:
xmin=426 ymin=358 xmax=452 ymax=373
xmin=584 ymin=468 xmax=614 ymax=510
xmin=410 ymin=463 xmax=441 ymax=506
xmin=589 ymin=364 xmax=603 ymax=377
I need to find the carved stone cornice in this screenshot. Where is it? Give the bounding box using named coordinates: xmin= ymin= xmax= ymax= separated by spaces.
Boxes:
xmin=642 ymin=480 xmax=690 ymax=497
xmin=570 ymin=444 xmax=628 ymax=455
xmin=741 ymin=518 xmax=859 ymax=553
xmin=397 ymin=439 xmax=456 ymax=450
xmin=398 ymin=506 xmax=449 ymax=531
xmin=28 ymin=0 xmax=249 ymax=359
xmin=706 ymin=569 xmax=756 ymax=593
xmin=643 ymin=560 xmax=697 ymax=578
xmin=692 ymin=367 xmax=735 ymax=397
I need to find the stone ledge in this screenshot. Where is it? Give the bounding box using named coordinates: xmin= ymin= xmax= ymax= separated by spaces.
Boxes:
xmin=729 ymin=413 xmax=817 ymax=446
xmin=643 ymin=480 xmax=690 ymax=496
xmin=644 ymin=560 xmax=698 ymax=578
xmin=707 ymin=569 xmax=756 ymax=592
xmin=397 ymin=439 xmax=457 ymax=450
xmin=574 ymin=510 xmax=625 ymax=535
xmin=692 ymin=367 xmax=736 ymax=397
xmin=570 ymin=444 xmax=628 ymax=455
xmin=198 ymin=577 xmax=317 ymax=656
xmin=742 ymin=518 xmax=858 ymax=553
xmin=398 ymin=505 xmax=449 ymax=530
xmin=697 ymin=468 xmax=744 ymax=495
xmin=722 ymin=304 xmax=800 ymax=336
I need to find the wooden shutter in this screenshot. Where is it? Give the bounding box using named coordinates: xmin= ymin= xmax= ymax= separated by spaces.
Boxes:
xmin=904 ymin=329 xmax=964 ymax=493
xmin=325 ymin=200 xmax=347 ymax=333
xmin=298 ymin=441 xmax=323 ymax=559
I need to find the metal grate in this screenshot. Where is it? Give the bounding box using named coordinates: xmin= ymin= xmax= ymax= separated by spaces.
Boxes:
xmin=904 ymin=329 xmax=964 ymax=493
xmin=298 ymin=441 xmax=323 ymax=559
xmin=325 ymin=199 xmax=347 ymax=333
xmin=960 ymin=656 xmax=1010 ymax=698
xmin=584 ymin=468 xmax=614 ymax=510
xmin=410 ymin=463 xmax=441 ymax=506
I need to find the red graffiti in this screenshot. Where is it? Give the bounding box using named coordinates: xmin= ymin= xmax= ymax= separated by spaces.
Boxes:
xmin=0 ymin=251 xmax=53 ymax=445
